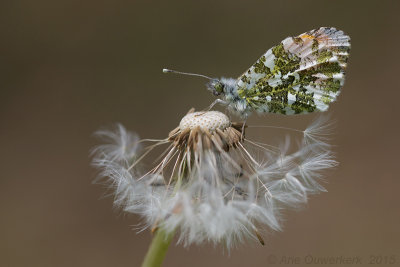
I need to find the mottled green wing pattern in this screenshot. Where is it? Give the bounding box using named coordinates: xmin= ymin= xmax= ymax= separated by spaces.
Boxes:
xmin=236 ymin=27 xmax=350 ymax=114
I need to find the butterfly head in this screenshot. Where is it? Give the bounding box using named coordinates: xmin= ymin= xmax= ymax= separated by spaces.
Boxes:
xmin=207 ymin=79 xmax=225 ymax=96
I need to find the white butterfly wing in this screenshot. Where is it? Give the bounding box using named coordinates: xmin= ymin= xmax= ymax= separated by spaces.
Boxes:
xmin=236 ymin=27 xmax=350 ymax=114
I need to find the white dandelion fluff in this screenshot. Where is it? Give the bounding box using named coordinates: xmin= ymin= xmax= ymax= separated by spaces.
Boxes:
xmin=92 ymin=109 xmax=337 ymax=248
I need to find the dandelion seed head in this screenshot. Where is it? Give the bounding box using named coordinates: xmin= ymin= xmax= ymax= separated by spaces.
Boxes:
xmin=92 ymin=109 xmax=337 ymax=248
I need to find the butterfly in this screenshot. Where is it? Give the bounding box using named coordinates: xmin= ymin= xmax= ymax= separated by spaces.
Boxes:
xmin=163 ymin=27 xmax=350 ymax=119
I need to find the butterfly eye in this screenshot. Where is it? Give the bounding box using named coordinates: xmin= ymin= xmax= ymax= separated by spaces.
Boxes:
xmin=214 ymin=82 xmax=224 ymax=94
xmin=206 ymin=79 xmax=224 ymax=96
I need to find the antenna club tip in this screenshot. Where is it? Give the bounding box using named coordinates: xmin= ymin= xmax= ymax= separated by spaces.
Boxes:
xmin=160 ymin=68 xmax=212 ymax=80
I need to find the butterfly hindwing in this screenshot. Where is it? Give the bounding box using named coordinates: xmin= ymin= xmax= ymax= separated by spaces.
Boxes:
xmin=236 ymin=27 xmax=350 ymax=115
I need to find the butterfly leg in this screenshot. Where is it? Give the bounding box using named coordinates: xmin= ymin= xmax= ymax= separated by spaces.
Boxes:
xmin=241 ymin=115 xmax=248 ymax=139
xmin=195 ymin=99 xmax=228 ymax=117
xmin=207 ymin=99 xmax=228 ymax=111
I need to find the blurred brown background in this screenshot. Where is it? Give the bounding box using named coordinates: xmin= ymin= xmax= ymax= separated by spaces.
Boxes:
xmin=1 ymin=0 xmax=399 ymax=266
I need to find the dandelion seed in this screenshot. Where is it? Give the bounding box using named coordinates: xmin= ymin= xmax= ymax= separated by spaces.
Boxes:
xmin=92 ymin=109 xmax=337 ymax=249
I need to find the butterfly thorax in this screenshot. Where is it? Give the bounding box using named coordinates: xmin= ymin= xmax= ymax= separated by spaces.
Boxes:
xmin=207 ymin=77 xmax=249 ymax=116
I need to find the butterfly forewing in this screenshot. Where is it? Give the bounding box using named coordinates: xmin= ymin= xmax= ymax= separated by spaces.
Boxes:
xmin=236 ymin=27 xmax=350 ymax=115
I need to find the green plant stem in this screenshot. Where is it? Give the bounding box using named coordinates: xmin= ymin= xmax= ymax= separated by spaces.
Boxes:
xmin=141 ymin=228 xmax=175 ymax=267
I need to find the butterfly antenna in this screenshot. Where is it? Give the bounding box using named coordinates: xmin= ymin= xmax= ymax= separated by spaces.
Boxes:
xmin=162 ymin=68 xmax=213 ymax=80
